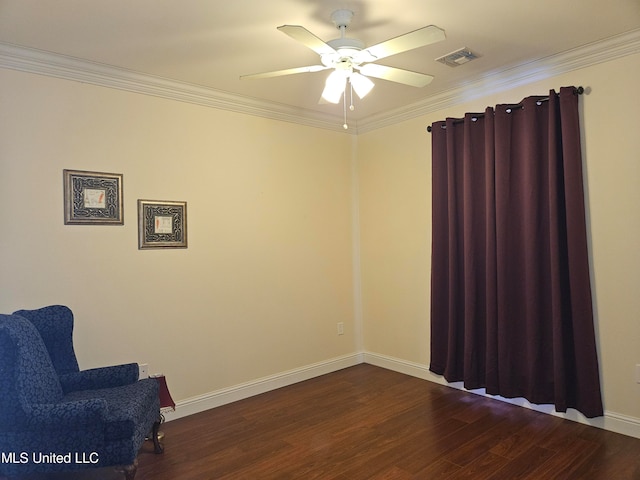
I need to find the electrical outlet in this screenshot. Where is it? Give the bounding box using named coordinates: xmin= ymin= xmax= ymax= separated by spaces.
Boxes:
xmin=139 ymin=363 xmax=149 ymax=379
xmin=337 ymin=322 xmax=344 ymax=335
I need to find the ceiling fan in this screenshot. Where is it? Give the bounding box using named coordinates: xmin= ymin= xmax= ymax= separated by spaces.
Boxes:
xmin=241 ymin=9 xmax=445 ymax=114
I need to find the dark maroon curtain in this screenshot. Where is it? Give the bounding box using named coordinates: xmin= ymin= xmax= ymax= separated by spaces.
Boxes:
xmin=429 ymin=87 xmax=603 ymax=418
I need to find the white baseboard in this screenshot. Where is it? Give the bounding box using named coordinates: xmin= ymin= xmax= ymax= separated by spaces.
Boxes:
xmin=362 ymin=351 xmax=640 ymax=440
xmin=163 ymin=352 xmax=363 ymax=422
xmin=161 ymin=350 xmax=640 ymax=440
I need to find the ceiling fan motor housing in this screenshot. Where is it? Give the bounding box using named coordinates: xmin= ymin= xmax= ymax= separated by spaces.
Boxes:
xmin=323 ymin=10 xmax=379 ymax=70
xmin=322 ymin=37 xmax=367 ymax=68
xmin=331 ymin=9 xmax=354 ymax=29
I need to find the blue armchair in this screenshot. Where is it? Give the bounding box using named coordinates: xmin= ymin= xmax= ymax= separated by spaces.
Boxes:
xmin=0 ymin=309 xmax=163 ymax=480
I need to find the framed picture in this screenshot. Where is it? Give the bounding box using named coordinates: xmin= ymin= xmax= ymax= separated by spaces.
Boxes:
xmin=138 ymin=200 xmax=188 ymax=249
xmin=63 ymin=169 xmax=124 ymax=225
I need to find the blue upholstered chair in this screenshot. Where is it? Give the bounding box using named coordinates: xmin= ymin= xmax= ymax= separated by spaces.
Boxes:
xmin=0 ymin=309 xmax=163 ymax=480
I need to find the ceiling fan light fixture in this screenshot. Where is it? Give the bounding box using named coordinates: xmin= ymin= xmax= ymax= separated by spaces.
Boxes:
xmin=322 ymin=69 xmax=347 ymax=103
xmin=350 ymin=72 xmax=374 ymax=99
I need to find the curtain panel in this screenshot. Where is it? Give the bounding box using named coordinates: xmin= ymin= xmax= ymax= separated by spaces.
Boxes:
xmin=429 ymin=87 xmax=603 ymax=418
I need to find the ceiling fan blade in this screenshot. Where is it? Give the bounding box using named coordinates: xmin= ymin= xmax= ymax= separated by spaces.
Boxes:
xmin=364 ymin=25 xmax=445 ymax=61
xmin=241 ymin=65 xmax=329 ymax=80
xmin=277 ymin=25 xmax=337 ymax=56
xmin=358 ymin=64 xmax=434 ymax=88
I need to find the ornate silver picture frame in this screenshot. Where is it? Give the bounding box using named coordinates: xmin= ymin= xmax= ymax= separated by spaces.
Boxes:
xmin=137 ymin=200 xmax=188 ymax=249
xmin=63 ymin=169 xmax=124 ymax=225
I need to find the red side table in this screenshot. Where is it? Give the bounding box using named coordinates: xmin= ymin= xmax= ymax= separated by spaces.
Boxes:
xmin=150 ymin=374 xmax=175 ymax=450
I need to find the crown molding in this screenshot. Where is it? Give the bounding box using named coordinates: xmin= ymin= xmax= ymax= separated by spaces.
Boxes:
xmin=1 ymin=28 xmax=639 ymax=136
xmin=0 ymin=42 xmax=348 ymax=134
xmin=356 ymin=28 xmax=640 ymax=133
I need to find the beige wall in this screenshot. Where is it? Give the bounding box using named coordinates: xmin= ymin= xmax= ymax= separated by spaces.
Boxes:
xmin=1 ymin=51 xmax=638 ymax=428
xmin=358 ymin=53 xmax=640 ymax=421
xmin=0 ymin=69 xmax=356 ymax=401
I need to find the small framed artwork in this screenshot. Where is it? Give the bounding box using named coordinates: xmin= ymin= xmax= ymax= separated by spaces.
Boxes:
xmin=138 ymin=200 xmax=188 ymax=249
xmin=63 ymin=169 xmax=124 ymax=225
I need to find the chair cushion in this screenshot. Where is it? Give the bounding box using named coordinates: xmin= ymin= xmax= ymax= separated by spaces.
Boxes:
xmin=64 ymin=378 xmax=159 ymax=441
xmin=59 ymin=363 xmax=139 ymax=393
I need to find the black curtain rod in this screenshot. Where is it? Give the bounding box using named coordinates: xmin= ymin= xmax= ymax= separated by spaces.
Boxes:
xmin=426 ymin=86 xmax=584 ymax=132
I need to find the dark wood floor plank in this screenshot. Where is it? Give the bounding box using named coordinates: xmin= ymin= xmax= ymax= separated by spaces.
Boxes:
xmin=487 ymin=445 xmax=557 ymax=480
xmin=556 ymin=431 xmax=640 ymax=480
xmin=488 ymin=408 xmax=562 ymax=460
xmin=521 ymin=436 xmax=600 ymax=479
xmin=451 ymin=451 xmax=510 ymax=479
xmin=368 ymin=465 xmax=414 ymax=479
xmin=411 ymin=458 xmax=462 ymax=479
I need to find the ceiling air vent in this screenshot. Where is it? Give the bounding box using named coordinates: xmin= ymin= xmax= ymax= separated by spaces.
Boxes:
xmin=436 ymin=47 xmax=480 ymax=67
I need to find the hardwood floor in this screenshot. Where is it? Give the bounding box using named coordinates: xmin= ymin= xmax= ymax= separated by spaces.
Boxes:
xmin=16 ymin=364 xmax=640 ymax=479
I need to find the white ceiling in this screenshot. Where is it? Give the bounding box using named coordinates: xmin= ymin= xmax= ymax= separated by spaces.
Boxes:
xmin=1 ymin=0 xmax=639 ymax=129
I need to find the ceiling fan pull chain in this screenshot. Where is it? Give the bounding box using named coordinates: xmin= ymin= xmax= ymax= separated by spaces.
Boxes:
xmin=350 ymin=81 xmax=355 ymax=111
xmin=343 ymin=90 xmax=348 ymax=130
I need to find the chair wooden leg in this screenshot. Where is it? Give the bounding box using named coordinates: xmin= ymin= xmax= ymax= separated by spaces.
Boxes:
xmin=116 ymin=459 xmax=138 ymax=480
xmin=152 ymin=419 xmax=164 ymax=454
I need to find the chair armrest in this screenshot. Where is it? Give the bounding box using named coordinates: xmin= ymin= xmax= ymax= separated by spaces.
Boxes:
xmin=60 ymin=363 xmax=139 ymax=393
xmin=25 ymin=399 xmax=107 ymax=428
